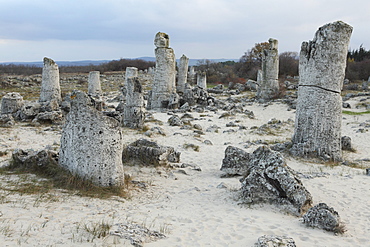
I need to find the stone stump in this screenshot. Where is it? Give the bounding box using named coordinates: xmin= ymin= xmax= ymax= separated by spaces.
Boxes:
xmin=257 ymin=38 xmax=279 ymax=100
xmin=197 ymin=71 xmax=207 ymax=89
xmin=123 ymin=77 xmax=145 ymax=129
xmin=87 ymin=71 xmax=102 ymax=96
xmin=147 ymin=32 xmax=178 ymax=110
xmin=59 ymin=90 xmax=124 ymax=186
xmin=291 ymin=21 xmax=353 ymax=162
xmin=1 ymin=92 xmax=24 ymax=115
xmin=40 ymin=57 xmax=61 ymax=104
xmin=177 ymin=54 xmax=189 ymax=94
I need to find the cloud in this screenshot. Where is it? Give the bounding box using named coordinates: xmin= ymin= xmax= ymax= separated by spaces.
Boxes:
xmin=0 ymin=0 xmax=369 ymax=61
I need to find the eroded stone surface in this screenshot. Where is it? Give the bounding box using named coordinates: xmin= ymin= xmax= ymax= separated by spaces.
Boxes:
xmin=59 ymin=91 xmax=124 ymax=186
xmin=87 ymin=71 xmax=102 ymax=96
xmin=123 ymin=77 xmax=145 ymax=129
xmin=255 ymin=235 xmax=296 ymax=247
xmin=1 ymin=92 xmax=24 ymax=115
xmin=291 ymin=21 xmax=353 ymax=162
xmin=197 ymin=71 xmax=207 ymax=89
xmin=40 ymin=57 xmax=61 ymax=103
xmin=302 ymin=203 xmax=343 ymax=233
xmin=240 ymin=146 xmax=313 ymax=216
xmin=220 ymin=146 xmax=251 ymax=176
xmin=257 ymin=38 xmax=279 ymax=100
xmin=148 ymin=32 xmax=177 ymax=110
xmin=122 ymin=138 xmax=180 ymax=166
xmin=177 ymin=54 xmax=189 ymax=94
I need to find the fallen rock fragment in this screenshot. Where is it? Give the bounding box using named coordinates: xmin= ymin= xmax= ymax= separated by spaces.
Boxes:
xmin=255 ymin=235 xmax=296 ymax=247
xmin=302 ymin=202 xmax=345 ymax=233
xmin=240 ymin=146 xmax=313 ymax=216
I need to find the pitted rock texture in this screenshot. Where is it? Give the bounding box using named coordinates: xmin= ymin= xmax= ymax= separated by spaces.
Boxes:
xmin=220 ymin=146 xmax=251 ymax=176
xmin=255 ymin=235 xmax=296 ymax=247
xmin=302 ymin=203 xmax=343 ymax=233
xmin=59 ymin=91 xmax=124 ymax=187
xmin=240 ymin=146 xmax=313 ymax=216
xmin=291 ymin=21 xmax=353 ymax=162
xmin=122 ymin=138 xmax=180 ymax=166
xmin=1 ymin=92 xmax=24 ymax=115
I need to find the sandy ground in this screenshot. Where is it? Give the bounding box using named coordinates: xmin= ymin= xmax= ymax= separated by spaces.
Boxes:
xmin=0 ymin=95 xmax=370 ymax=246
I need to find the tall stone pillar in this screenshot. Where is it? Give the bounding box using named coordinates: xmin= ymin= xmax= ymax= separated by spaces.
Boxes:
xmin=257 ymin=38 xmax=279 ymax=100
xmin=40 ymin=57 xmax=61 ymax=103
xmin=197 ymin=71 xmax=207 ymax=89
xmin=147 ymin=32 xmax=177 ymax=110
xmin=177 ymin=54 xmax=189 ymax=94
xmin=123 ymin=77 xmax=145 ymax=129
xmin=188 ymin=66 xmax=196 ymax=85
xmin=123 ymin=67 xmax=139 ymax=96
xmin=87 ymin=71 xmax=101 ymax=96
xmin=291 ymin=21 xmax=353 ymax=162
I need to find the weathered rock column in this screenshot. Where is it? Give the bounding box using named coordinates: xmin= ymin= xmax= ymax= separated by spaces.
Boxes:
xmin=87 ymin=71 xmax=102 ymax=96
xmin=59 ymin=90 xmax=124 ymax=186
xmin=188 ymin=66 xmax=196 ymax=85
xmin=1 ymin=92 xmax=24 ymax=115
xmin=147 ymin=32 xmax=178 ymax=110
xmin=176 ymin=54 xmax=189 ymax=94
xmin=291 ymin=21 xmax=353 ymax=162
xmin=122 ymin=67 xmax=139 ymax=96
xmin=123 ymin=77 xmax=145 ymax=129
xmin=40 ymin=57 xmax=61 ymax=103
xmin=257 ymin=38 xmax=279 ymax=100
xmin=197 ymin=71 xmax=207 ymax=89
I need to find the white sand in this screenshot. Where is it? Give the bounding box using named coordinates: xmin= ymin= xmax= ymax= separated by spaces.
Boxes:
xmin=0 ymin=97 xmax=369 ymax=246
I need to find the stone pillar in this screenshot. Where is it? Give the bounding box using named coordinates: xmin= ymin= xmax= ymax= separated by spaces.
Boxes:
xmin=291 ymin=21 xmax=353 ymax=162
xmin=197 ymin=71 xmax=207 ymax=89
xmin=257 ymin=38 xmax=279 ymax=100
xmin=59 ymin=90 xmax=124 ymax=186
xmin=123 ymin=77 xmax=145 ymax=129
xmin=188 ymin=66 xmax=196 ymax=85
xmin=40 ymin=57 xmax=61 ymax=103
xmin=1 ymin=92 xmax=24 ymax=115
xmin=122 ymin=67 xmax=139 ymax=96
xmin=147 ymin=32 xmax=177 ymax=110
xmin=177 ymin=54 xmax=189 ymax=94
xmin=87 ymin=71 xmax=101 ymax=96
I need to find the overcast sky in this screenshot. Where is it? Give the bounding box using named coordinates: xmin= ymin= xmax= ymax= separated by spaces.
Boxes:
xmin=0 ymin=0 xmax=368 ymax=62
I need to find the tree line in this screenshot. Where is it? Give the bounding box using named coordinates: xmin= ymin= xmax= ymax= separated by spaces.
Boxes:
xmin=0 ymin=45 xmax=368 ymax=83
xmin=0 ymin=58 xmax=155 ymax=76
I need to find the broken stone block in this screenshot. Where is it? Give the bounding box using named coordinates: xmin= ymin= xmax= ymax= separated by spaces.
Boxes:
xmin=19 ymin=102 xmax=41 ymax=120
xmin=255 ymin=235 xmax=296 ymax=247
xmin=240 ymin=146 xmax=313 ymax=216
xmin=123 ymin=77 xmax=145 ymax=129
xmin=257 ymin=38 xmax=279 ymax=100
xmin=0 ymin=114 xmax=15 ymax=127
xmin=302 ymin=203 xmax=344 ymax=233
xmin=12 ymin=148 xmax=58 ymax=168
xmin=291 ymin=21 xmax=353 ymax=162
xmin=32 ymin=110 xmax=63 ymax=124
xmin=40 ymin=57 xmax=61 ymax=104
xmin=122 ymin=138 xmax=180 ymax=166
xmin=220 ymin=146 xmax=251 ymax=176
xmin=87 ymin=71 xmax=102 ymax=96
xmin=1 ymin=92 xmax=24 ymax=115
xmin=59 ymin=90 xmax=124 ymax=187
xmin=168 ymin=115 xmax=183 ymax=126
